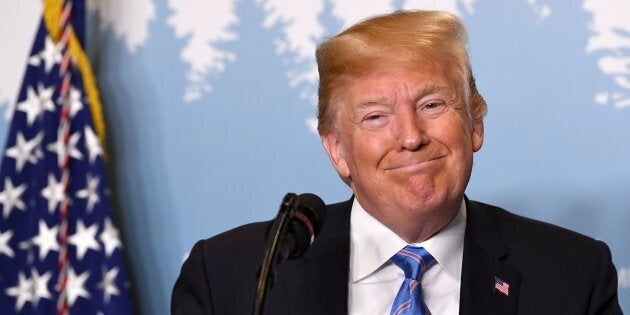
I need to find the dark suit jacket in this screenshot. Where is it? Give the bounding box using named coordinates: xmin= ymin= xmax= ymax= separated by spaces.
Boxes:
xmin=172 ymin=198 xmax=622 ymax=314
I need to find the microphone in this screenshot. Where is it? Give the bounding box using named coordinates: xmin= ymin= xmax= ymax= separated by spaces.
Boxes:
xmin=276 ymin=193 xmax=326 ymax=262
xmin=253 ymin=192 xmax=326 ymax=315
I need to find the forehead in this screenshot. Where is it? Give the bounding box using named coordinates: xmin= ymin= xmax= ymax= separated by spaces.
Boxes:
xmin=333 ymin=61 xmax=458 ymax=106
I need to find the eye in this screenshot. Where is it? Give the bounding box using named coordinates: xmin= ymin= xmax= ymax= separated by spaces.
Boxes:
xmin=425 ymin=102 xmax=442 ymax=109
xmin=418 ymin=100 xmax=447 ymax=117
xmin=365 ymin=114 xmax=384 ymax=121
xmin=361 ymin=112 xmax=389 ymax=129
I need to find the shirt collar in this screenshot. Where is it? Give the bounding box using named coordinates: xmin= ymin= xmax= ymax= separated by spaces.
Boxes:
xmin=349 ymin=199 xmax=466 ymax=283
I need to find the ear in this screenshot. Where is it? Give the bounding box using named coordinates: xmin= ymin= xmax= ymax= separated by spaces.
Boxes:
xmin=321 ymin=131 xmax=351 ymax=179
xmin=471 ymin=118 xmax=484 ymax=152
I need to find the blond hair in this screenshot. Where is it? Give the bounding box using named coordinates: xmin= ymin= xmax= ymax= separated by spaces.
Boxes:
xmin=315 ymin=10 xmax=487 ymax=134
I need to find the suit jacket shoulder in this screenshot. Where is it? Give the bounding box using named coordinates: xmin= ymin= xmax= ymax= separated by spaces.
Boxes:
xmin=171 ymin=221 xmax=270 ymax=315
xmin=461 ymin=199 xmax=622 ymax=315
xmin=171 ymin=199 xmax=353 ymax=315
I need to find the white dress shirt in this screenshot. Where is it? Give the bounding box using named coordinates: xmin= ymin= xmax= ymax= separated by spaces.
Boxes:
xmin=348 ymin=198 xmax=466 ymax=315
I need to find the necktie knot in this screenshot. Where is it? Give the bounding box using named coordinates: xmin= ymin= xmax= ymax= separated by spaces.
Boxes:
xmin=390 ymin=246 xmax=435 ymax=281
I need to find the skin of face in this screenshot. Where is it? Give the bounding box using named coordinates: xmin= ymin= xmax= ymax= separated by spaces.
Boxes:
xmin=321 ymin=60 xmax=484 ymax=243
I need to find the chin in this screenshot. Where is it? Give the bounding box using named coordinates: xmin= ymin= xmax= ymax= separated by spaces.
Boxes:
xmin=407 ymin=184 xmax=462 ymax=212
xmin=394 ymin=188 xmax=444 ymax=211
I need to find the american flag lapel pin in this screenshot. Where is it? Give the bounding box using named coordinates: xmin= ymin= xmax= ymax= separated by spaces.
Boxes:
xmin=493 ymin=276 xmax=510 ymax=296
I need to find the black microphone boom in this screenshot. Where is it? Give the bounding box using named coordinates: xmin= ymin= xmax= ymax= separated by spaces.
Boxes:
xmin=252 ymin=192 xmax=326 ymax=315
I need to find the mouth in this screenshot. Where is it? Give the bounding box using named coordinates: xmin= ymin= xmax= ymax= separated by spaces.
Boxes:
xmin=384 ymin=156 xmax=445 ymax=171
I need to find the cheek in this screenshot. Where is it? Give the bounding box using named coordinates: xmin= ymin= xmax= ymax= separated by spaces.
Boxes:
xmin=350 ymin=133 xmax=392 ymax=166
xmin=438 ymin=115 xmax=475 ymax=149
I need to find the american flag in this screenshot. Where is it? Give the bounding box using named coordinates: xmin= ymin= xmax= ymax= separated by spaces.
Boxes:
xmin=0 ymin=3 xmax=132 ymax=314
xmin=494 ymin=277 xmax=510 ymax=297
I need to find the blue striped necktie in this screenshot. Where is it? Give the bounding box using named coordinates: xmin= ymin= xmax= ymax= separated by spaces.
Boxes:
xmin=389 ymin=246 xmax=436 ymax=315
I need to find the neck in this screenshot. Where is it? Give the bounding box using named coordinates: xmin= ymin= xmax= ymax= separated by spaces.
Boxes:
xmin=368 ymin=200 xmax=461 ymax=243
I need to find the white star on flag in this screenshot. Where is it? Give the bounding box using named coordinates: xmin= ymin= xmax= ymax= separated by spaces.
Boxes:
xmin=100 ymin=218 xmax=122 ymax=256
xmin=28 ymin=37 xmax=62 ymax=73
xmin=98 ymin=266 xmax=121 ymax=303
xmin=66 ymin=267 xmax=91 ymax=306
xmin=0 ymin=229 xmax=15 ymax=258
xmin=68 ymin=220 xmax=100 ymax=260
xmin=0 ymin=178 xmax=28 ymax=219
xmin=69 ymin=86 xmax=84 ymax=118
xmin=31 ymin=220 xmax=60 ymax=260
xmin=17 ymin=84 xmax=56 ymax=126
xmin=84 ymin=126 xmax=103 ymax=164
xmin=47 ymin=130 xmax=83 ymax=167
xmin=76 ymin=174 xmax=100 ymax=212
xmin=30 ymin=268 xmax=53 ymax=307
xmin=41 ymin=172 xmax=68 ymax=214
xmin=4 ymin=132 xmax=44 ymax=172
xmin=4 ymin=272 xmax=32 ymax=312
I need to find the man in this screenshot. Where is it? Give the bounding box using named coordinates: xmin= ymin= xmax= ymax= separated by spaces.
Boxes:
xmin=172 ymin=10 xmax=622 ymax=314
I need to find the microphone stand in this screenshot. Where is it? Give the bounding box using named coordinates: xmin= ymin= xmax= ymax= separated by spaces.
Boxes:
xmin=252 ymin=193 xmax=298 ymax=315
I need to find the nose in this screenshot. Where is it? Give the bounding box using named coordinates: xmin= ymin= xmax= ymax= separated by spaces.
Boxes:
xmin=395 ymin=106 xmax=427 ymax=151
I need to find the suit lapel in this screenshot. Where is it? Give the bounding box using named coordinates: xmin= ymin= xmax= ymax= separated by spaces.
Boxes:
xmin=459 ymin=199 xmax=520 ymax=315
xmin=280 ymin=199 xmax=352 ymax=315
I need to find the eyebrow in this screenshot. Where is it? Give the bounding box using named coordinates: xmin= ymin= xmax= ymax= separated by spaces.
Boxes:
xmin=356 ymin=96 xmax=388 ymax=109
xmin=352 ymin=84 xmax=457 ymax=109
xmin=418 ymin=84 xmax=458 ymax=103
xmin=419 ymin=84 xmax=452 ymax=97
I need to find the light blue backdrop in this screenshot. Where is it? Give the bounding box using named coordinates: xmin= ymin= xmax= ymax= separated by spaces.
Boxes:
xmin=1 ymin=1 xmax=628 ymax=314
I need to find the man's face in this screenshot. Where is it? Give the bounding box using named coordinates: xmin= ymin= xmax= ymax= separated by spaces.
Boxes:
xmin=322 ymin=61 xmax=483 ymax=237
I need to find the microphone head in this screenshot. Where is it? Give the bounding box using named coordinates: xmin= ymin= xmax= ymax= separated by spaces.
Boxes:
xmin=286 ymin=193 xmax=326 ymax=259
xmin=297 ymin=193 xmax=326 ymax=235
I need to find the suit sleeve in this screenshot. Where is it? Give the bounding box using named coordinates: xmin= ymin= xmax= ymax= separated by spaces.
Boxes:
xmin=588 ymin=240 xmax=623 ymax=315
xmin=171 ymin=240 xmax=214 ymax=315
